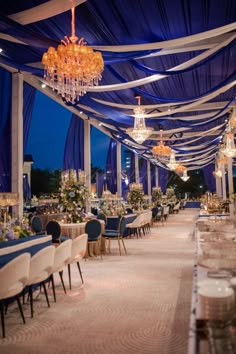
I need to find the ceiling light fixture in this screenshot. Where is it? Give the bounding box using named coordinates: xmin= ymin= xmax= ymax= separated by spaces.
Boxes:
xmin=152 ymin=130 xmax=172 ymax=158
xmin=221 ymin=132 xmax=236 ymax=157
xmin=167 ymin=151 xmax=178 ymax=170
xmin=42 ymin=7 xmax=104 ymax=103
xmin=181 ymin=170 xmax=190 ymax=182
xmin=126 ymin=96 xmax=153 ymax=144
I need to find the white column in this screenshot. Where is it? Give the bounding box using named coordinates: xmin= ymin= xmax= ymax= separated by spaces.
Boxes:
xmin=147 ymin=161 xmax=151 ymax=196
xmin=215 ymin=163 xmax=220 ymax=196
xmin=155 ymin=166 xmax=159 ymax=187
xmin=227 ymin=157 xmax=234 ymax=198
xmin=116 ymin=142 xmax=122 ymax=198
xmin=221 ymin=163 xmax=227 ymax=200
xmin=84 ymin=120 xmax=91 ymax=212
xmin=134 ymin=154 xmax=139 ymax=183
xmin=218 ymin=176 xmax=222 ymax=198
xmin=11 ymin=72 xmax=23 ymax=219
xmin=227 ymin=157 xmax=235 ymax=216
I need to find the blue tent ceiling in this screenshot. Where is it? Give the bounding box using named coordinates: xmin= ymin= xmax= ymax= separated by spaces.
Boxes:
xmin=0 ymin=0 xmax=235 ymax=171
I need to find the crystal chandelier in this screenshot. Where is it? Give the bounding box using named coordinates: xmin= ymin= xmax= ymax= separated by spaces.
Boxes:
xmin=221 ymin=133 xmax=236 ymax=157
xmin=42 ymin=7 xmax=104 ymax=102
xmin=167 ymin=151 xmax=178 ymax=170
xmin=175 ymin=164 xmax=186 ymax=174
xmin=126 ymin=96 xmax=153 ymax=144
xmin=152 ymin=130 xmax=172 ymax=158
xmin=181 ymin=170 xmax=190 ymax=182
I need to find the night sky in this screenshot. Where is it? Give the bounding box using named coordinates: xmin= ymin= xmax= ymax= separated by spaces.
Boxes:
xmin=26 ymin=91 xmax=111 ymax=171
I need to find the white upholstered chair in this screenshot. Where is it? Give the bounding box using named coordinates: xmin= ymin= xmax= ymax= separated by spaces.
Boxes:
xmin=26 ymin=246 xmax=55 ymax=318
xmin=0 ymin=253 xmax=31 ymax=338
xmin=66 ymin=233 xmax=88 ymax=289
xmin=50 ymin=239 xmax=72 ymax=302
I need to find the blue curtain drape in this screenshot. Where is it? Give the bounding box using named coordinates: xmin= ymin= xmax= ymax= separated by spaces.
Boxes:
xmin=127 ymin=151 xmax=135 ymax=184
xmin=106 ymin=139 xmax=117 ymax=194
xmin=63 ymin=114 xmax=84 ymax=170
xmin=96 ymin=172 xmax=105 ymax=198
xmin=203 ymin=164 xmax=216 ymax=193
xmin=151 ymin=164 xmax=155 ymax=189
xmin=0 ymin=68 xmax=11 ymax=192
xmin=23 ymin=82 xmax=36 ymax=153
xmin=158 ymin=167 xmax=169 ymax=193
xmin=23 ymin=173 xmax=31 ymax=201
xmin=140 ymin=159 xmax=148 ymax=194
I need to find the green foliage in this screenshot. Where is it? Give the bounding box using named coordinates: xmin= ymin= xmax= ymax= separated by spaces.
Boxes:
xmin=152 ymin=187 xmax=162 ymax=205
xmin=127 ymin=189 xmax=144 ymax=210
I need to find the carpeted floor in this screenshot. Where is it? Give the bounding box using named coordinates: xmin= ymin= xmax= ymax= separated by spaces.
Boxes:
xmin=0 ymin=209 xmax=198 ymax=354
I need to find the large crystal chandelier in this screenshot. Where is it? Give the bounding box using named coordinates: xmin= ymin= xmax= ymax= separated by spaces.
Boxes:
xmin=167 ymin=151 xmax=178 ymax=170
xmin=42 ymin=7 xmax=104 ymax=102
xmin=126 ymin=96 xmax=153 ymax=144
xmin=152 ymin=130 xmax=172 ymax=158
xmin=181 ymin=170 xmax=190 ymax=182
xmin=221 ymin=133 xmax=236 ymax=157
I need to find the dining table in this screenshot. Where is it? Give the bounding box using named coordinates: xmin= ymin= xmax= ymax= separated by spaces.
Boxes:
xmin=59 ymin=220 xmax=105 ymax=256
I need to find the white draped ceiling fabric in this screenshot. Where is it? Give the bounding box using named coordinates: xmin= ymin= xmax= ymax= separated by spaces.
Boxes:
xmin=0 ymin=0 xmax=235 ymax=175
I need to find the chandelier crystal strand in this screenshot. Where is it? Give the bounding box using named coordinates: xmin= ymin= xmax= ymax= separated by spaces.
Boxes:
xmin=42 ymin=7 xmax=104 ymax=102
xmin=167 ymin=151 xmax=178 ymax=170
xmin=181 ymin=170 xmax=190 ymax=182
xmin=221 ymin=133 xmax=236 ymax=157
xmin=152 ymin=130 xmax=172 ymax=159
xmin=126 ymin=96 xmax=153 ymax=144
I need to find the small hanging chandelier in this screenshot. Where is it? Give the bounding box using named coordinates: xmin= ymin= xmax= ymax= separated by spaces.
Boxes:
xmin=42 ymin=7 xmax=104 ymax=102
xmin=175 ymin=164 xmax=186 ymax=174
xmin=181 ymin=170 xmax=190 ymax=182
xmin=167 ymin=151 xmax=178 ymax=170
xmin=126 ymin=96 xmax=153 ymax=144
xmin=221 ymin=133 xmax=236 ymax=157
xmin=152 ymin=130 xmax=172 ymax=158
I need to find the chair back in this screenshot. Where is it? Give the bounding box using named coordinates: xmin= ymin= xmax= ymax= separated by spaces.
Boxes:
xmin=97 ymin=213 xmax=107 ymax=224
xmin=52 ymin=239 xmax=72 ymax=273
xmin=31 ymin=216 xmax=43 ymax=234
xmin=0 ymin=253 xmax=31 ymax=300
xmin=69 ymin=233 xmax=88 ymax=261
xmin=151 ymin=207 xmax=159 ymax=218
xmin=28 ymin=245 xmax=55 ymax=285
xmin=119 ymin=217 xmax=127 ymax=237
xmin=85 ymin=220 xmax=101 ymax=241
xmin=125 ymin=208 xmax=133 ymax=214
xmin=46 ymin=220 xmax=61 ymax=242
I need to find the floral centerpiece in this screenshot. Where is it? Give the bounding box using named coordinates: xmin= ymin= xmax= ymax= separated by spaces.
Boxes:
xmin=166 ymin=187 xmax=175 ymax=200
xmin=152 ymin=187 xmax=162 ymax=205
xmin=59 ymin=181 xmax=89 ymax=222
xmin=127 ymin=183 xmax=144 ymax=210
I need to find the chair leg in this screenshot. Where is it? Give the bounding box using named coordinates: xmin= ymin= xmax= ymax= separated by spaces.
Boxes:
xmin=16 ymin=295 xmax=26 ymax=324
xmin=68 ymin=264 xmax=72 ymax=290
xmin=29 ymin=285 xmax=34 ymax=318
xmin=117 ymin=238 xmax=122 ymax=255
xmin=50 ymin=274 xmax=56 ymax=303
xmin=77 ymin=262 xmax=84 ymax=284
xmin=0 ymin=301 xmax=5 ymax=338
xmin=42 ymin=281 xmax=50 ymax=308
xmin=59 ymin=271 xmax=66 ymax=294
xmin=121 ymin=239 xmax=127 ymax=254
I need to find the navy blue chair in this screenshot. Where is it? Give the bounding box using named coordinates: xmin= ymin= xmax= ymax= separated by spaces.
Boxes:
xmin=46 ymin=220 xmax=69 ymax=243
xmin=31 ymin=216 xmax=43 ymax=234
xmin=102 ymin=217 xmax=127 ymax=255
xmin=85 ymin=220 xmax=102 ymax=259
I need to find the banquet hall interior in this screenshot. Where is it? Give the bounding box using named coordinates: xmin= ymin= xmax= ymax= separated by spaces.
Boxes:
xmin=0 ymin=1 xmax=236 ymax=353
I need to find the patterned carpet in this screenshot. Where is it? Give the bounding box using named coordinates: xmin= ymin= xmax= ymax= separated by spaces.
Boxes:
xmin=0 ymin=209 xmax=198 ymax=354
